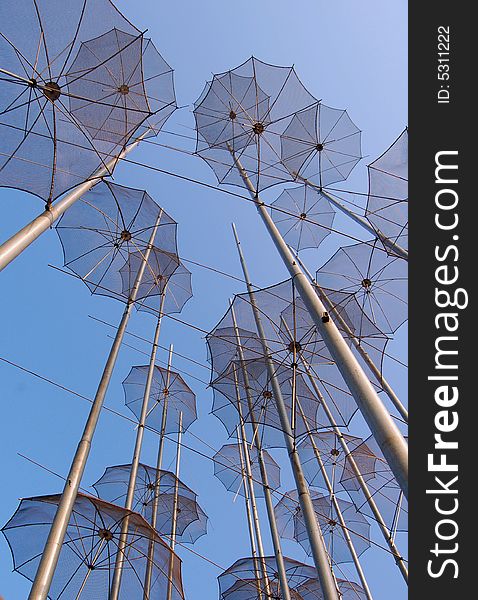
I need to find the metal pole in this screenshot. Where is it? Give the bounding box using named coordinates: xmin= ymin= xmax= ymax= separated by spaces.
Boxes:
xmin=294 ymin=177 xmax=408 ymax=261
xmin=230 ymin=151 xmax=408 ymax=499
xmin=143 ymin=344 xmax=174 ymax=599
xmin=236 ymin=426 xmax=266 ymax=600
xmin=28 ymin=215 xmax=161 ymax=600
xmin=166 ymin=412 xmax=182 ymax=600
xmin=295 ymin=397 xmax=374 ymax=600
xmin=109 ymin=294 xmax=166 ymax=600
xmin=286 ymin=329 xmax=408 ymax=583
xmin=233 ymin=369 xmax=272 ymax=600
xmin=230 ymin=306 xmax=290 ymax=600
xmin=229 ymin=251 xmax=339 ymax=600
xmin=293 ymin=252 xmax=408 ymax=423
xmin=0 ymin=136 xmax=144 ymax=272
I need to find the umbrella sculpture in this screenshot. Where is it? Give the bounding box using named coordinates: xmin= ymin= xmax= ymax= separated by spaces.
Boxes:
xmin=1 ymin=493 xmax=184 ymax=599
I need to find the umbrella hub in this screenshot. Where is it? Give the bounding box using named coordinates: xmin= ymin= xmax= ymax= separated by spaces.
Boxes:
xmin=120 ymin=229 xmax=132 ymax=242
xmin=315 ymin=142 xmax=324 ymax=152
xmin=361 ymin=277 xmax=372 ymax=289
xmin=98 ymin=527 xmax=113 ymax=541
xmin=330 ymin=448 xmax=340 ymax=457
xmin=252 ymin=121 xmax=265 ymax=135
xmin=229 ymin=110 xmax=237 ymax=120
xmin=287 ymin=340 xmax=302 ymax=353
xmin=299 ymin=212 xmax=307 ymax=220
xmin=43 ymin=81 xmax=61 ymax=102
xmin=118 ymin=84 xmax=130 ymax=95
xmin=262 ymin=390 xmax=272 ymax=400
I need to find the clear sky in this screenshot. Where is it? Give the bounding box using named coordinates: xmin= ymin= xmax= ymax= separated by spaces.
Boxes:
xmin=0 ymin=1 xmax=407 ymax=598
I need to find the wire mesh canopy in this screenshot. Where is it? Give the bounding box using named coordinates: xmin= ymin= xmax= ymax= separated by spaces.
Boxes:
xmin=93 ymin=464 xmax=207 ymax=544
xmin=297 ymin=578 xmax=366 ymax=600
xmin=218 ymin=556 xmax=317 ymax=600
xmin=297 ymin=431 xmax=407 ymax=533
xmin=213 ymin=443 xmax=281 ymax=499
xmin=207 ymin=326 xmax=265 ymax=379
xmin=340 ymin=435 xmax=408 ymax=533
xmin=270 ymin=186 xmax=336 ymax=252
xmin=207 ymin=281 xmax=357 ymax=438
xmin=132 ymin=259 xmax=193 ymax=316
xmin=56 ymin=180 xmax=178 ymax=302
xmin=274 ymin=489 xmax=371 ymax=564
xmin=280 ymin=290 xmax=390 ymax=386
xmin=0 ymin=1 xmax=149 ymax=204
xmin=193 ymin=57 xmax=318 ymax=193
xmin=211 ymin=359 xmax=333 ymax=448
xmin=1 ymin=493 xmax=184 ymax=599
xmin=280 ymin=102 xmax=362 ymax=187
xmin=366 ymin=129 xmax=408 ymax=254
xmin=316 ymin=240 xmax=408 ymax=335
xmin=67 ymin=32 xmax=177 ymax=143
xmin=123 ymin=365 xmax=197 ymax=433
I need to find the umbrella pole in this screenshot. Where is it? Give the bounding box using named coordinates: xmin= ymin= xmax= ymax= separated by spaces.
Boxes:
xmin=231 ymin=227 xmax=342 ymax=600
xmin=229 ymin=151 xmax=408 ymax=500
xmin=109 ymin=294 xmax=166 ymax=600
xmin=166 ymin=412 xmax=182 ymax=600
xmin=233 ymin=368 xmax=273 ymax=600
xmin=293 ymin=251 xmax=408 ymax=423
xmin=287 ymin=330 xmax=408 ymax=583
xmin=295 ymin=179 xmax=408 ymax=260
xmin=295 ymin=398 xmax=374 ymax=600
xmin=231 ymin=306 xmax=291 ymax=600
xmin=0 ymin=135 xmax=144 ymax=273
xmin=143 ymin=344 xmax=173 ymax=599
xmin=28 ymin=215 xmax=161 ymax=600
xmin=235 ymin=425 xmax=266 ymax=600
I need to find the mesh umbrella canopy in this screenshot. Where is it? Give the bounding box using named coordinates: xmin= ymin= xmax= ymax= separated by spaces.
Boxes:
xmin=297 ymin=578 xmax=366 ymax=600
xmin=366 ymin=129 xmax=408 ymax=254
xmin=1 ymin=493 xmax=184 ymax=599
xmin=0 ymin=0 xmax=148 ymax=204
xmin=123 ymin=365 xmax=197 ymax=434
xmin=274 ymin=490 xmax=371 ymax=564
xmin=280 ymin=291 xmax=390 ymax=386
xmin=211 ymin=359 xmax=335 ymax=448
xmin=193 ymin=57 xmax=318 ymax=193
xmin=132 ymin=260 xmax=193 ymax=316
xmin=213 ymin=443 xmax=281 ymax=499
xmin=340 ymin=436 xmax=408 ymax=533
xmin=93 ymin=464 xmax=208 ymax=544
xmin=56 ymin=180 xmax=178 ymax=302
xmin=222 ymin=578 xmax=304 ymax=600
xmin=68 ymin=34 xmax=176 ymax=142
xmin=207 ymin=326 xmax=265 ymax=378
xmin=270 ymin=186 xmax=336 ymax=252
xmin=65 ymin=28 xmax=150 ymax=146
xmin=218 ymin=556 xmax=316 ymax=600
xmin=280 ymin=103 xmax=362 ymax=187
xmin=297 ymin=432 xmax=407 ymax=533
xmin=316 ymin=240 xmax=408 ymax=335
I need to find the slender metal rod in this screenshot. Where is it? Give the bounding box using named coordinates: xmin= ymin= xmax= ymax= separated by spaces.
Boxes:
xmin=295 ymin=397 xmax=374 ymax=600
xmin=230 ymin=233 xmax=339 ymax=600
xmin=295 ymin=178 xmax=408 ymax=261
xmin=109 ymin=294 xmax=166 ymax=600
xmin=230 ymin=152 xmax=408 ymax=499
xmin=293 ymin=252 xmax=408 ymax=423
xmin=0 ymin=137 xmax=143 ymax=273
xmin=236 ymin=425 xmax=265 ymax=600
xmin=288 ymin=332 xmax=408 ymax=582
xmin=166 ymin=412 xmax=182 ymax=600
xmin=231 ymin=305 xmax=289 ymax=600
xmin=143 ymin=344 xmax=174 ymax=599
xmin=28 ymin=216 xmax=160 ymax=600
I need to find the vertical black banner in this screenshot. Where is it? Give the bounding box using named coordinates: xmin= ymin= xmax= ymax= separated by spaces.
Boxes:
xmin=410 ymin=5 xmax=473 ymax=599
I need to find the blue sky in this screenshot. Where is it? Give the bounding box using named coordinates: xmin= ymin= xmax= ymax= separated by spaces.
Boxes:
xmin=0 ymin=1 xmax=407 ymax=598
